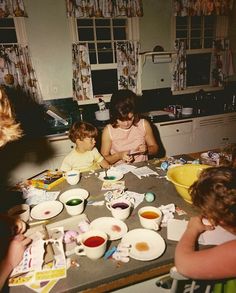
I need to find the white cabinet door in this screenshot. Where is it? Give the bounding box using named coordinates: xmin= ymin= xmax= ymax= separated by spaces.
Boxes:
xmin=155 ymin=119 xmax=193 ymax=156
xmin=192 ymin=113 xmax=236 ymax=152
xmin=48 ymin=137 xmax=75 ymax=170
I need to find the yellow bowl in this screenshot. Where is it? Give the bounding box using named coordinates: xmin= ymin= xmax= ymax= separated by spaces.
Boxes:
xmin=166 ymin=164 xmax=210 ymax=203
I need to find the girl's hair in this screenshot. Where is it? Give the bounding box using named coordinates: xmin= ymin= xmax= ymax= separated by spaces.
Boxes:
xmin=190 ymin=166 xmax=236 ymax=227
xmin=110 ymin=89 xmax=140 ymax=127
xmin=0 ymin=88 xmax=22 ymax=147
xmin=69 ymin=121 xmax=98 ymax=143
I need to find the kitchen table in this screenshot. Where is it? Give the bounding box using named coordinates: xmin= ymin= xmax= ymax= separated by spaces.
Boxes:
xmin=9 ymin=159 xmax=199 ymax=293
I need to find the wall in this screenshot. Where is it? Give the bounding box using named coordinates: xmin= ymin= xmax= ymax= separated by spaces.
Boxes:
xmin=23 ymin=0 xmax=236 ymax=101
xmin=24 ymin=0 xmax=72 ymax=100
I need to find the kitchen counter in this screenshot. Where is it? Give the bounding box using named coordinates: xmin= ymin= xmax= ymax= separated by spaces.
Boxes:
xmin=10 ymin=160 xmax=199 ymax=293
xmin=45 ymin=110 xmax=236 ymax=139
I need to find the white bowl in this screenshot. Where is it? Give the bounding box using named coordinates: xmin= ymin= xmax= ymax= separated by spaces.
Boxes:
xmin=182 ymin=107 xmax=193 ymax=116
xmin=95 ymin=109 xmax=110 ymax=121
xmin=59 ymin=188 xmax=89 ymax=203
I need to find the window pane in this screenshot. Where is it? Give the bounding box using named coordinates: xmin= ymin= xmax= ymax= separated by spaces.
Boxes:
xmin=96 ymin=28 xmax=111 ymax=40
xmin=205 ymin=29 xmax=214 ymax=37
xmin=0 ymin=29 xmax=17 ymax=43
xmin=95 ymin=19 xmax=110 ymax=26
xmin=97 ymin=42 xmax=113 ymax=63
xmin=0 ymin=18 xmax=15 ymax=27
xmin=113 ymin=27 xmax=126 ymax=40
xmin=191 ymin=16 xmax=201 ymax=28
xmin=88 ymin=43 xmax=97 ymax=64
xmin=190 ymin=38 xmax=201 ymax=49
xmin=113 ymin=19 xmax=126 ymax=26
xmin=78 ymin=28 xmax=94 ymax=41
xmin=176 ymin=16 xmax=187 ymax=27
xmin=176 ymin=31 xmax=187 ymax=38
xmin=204 ymin=38 xmax=213 ymax=48
xmin=191 ymin=29 xmax=201 ymax=38
xmin=187 ymin=53 xmax=211 ymax=86
xmin=91 ymin=69 xmax=118 ymax=95
xmin=77 ymin=19 xmax=93 ymax=26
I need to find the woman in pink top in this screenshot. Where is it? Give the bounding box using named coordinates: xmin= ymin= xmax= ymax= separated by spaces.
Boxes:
xmin=101 ymin=90 xmax=158 ymax=165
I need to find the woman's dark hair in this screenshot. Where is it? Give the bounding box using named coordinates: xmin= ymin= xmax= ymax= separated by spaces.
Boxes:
xmin=69 ymin=121 xmax=98 ymax=143
xmin=190 ymin=166 xmax=236 ymax=227
xmin=110 ymin=89 xmax=140 ymax=127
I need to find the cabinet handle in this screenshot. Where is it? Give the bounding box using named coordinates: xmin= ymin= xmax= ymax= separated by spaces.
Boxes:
xmin=71 ymin=145 xmax=74 ymax=149
xmin=176 ymin=129 xmax=179 ymax=132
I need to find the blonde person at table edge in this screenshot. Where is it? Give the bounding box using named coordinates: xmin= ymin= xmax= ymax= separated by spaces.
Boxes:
xmin=61 ymin=121 xmax=110 ymax=172
xmin=175 ymin=166 xmax=236 ymax=292
xmin=101 ymin=89 xmax=158 ymax=165
xmin=0 ymin=87 xmax=32 ymax=290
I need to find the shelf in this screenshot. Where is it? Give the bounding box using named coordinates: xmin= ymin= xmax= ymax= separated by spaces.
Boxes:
xmin=139 ymin=51 xmax=175 ymax=65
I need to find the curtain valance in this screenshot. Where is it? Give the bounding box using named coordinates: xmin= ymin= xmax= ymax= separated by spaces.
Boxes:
xmin=66 ymin=0 xmax=143 ymax=18
xmin=0 ymin=0 xmax=27 ymax=18
xmin=173 ymin=0 xmax=234 ymax=16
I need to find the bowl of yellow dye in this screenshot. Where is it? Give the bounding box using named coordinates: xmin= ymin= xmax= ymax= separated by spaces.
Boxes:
xmin=166 ymin=164 xmax=210 ymax=203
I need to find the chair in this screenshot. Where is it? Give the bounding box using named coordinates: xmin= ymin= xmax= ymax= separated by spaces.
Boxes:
xmin=169 ymin=266 xmax=213 ymax=293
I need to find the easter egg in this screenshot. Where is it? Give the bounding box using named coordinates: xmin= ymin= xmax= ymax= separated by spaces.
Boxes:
xmin=145 ymin=192 xmax=155 ymax=202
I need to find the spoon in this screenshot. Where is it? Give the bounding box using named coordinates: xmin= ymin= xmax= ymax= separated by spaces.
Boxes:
xmin=103 ymin=169 xmax=115 ymax=180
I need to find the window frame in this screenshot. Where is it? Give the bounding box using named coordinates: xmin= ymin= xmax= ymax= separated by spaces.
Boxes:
xmin=172 ymin=15 xmax=228 ymax=95
xmin=69 ymin=16 xmax=140 ymax=104
xmin=0 ymin=17 xmax=27 ymax=45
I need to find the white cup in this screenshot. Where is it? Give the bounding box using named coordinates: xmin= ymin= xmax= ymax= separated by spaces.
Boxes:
xmin=138 ymin=206 xmax=162 ymax=231
xmin=8 ymin=203 xmax=30 ymax=222
xmin=106 ymin=199 xmax=131 ymax=221
xmin=75 ymin=230 xmax=108 ymax=260
xmin=64 ymin=196 xmax=84 ymax=216
xmin=64 ymin=170 xmax=80 ymax=185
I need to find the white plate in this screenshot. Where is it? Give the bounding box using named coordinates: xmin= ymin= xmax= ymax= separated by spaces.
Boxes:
xmin=30 ymin=200 xmax=63 ymax=220
xmin=121 ymin=228 xmax=166 ymax=261
xmin=98 ymin=170 xmax=123 ymax=182
xmin=59 ymin=188 xmax=89 ymax=203
xmin=89 ymin=217 xmax=128 ymax=240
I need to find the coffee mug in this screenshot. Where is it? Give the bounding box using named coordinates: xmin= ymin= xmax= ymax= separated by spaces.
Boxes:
xmin=106 ymin=199 xmax=131 ymax=221
xmin=75 ymin=230 xmax=107 ymax=260
xmin=64 ymin=196 xmax=84 ymax=216
xmin=138 ymin=206 xmax=162 ymax=230
xmin=64 ymin=170 xmax=80 ymax=185
xmin=8 ymin=203 xmax=30 ymax=222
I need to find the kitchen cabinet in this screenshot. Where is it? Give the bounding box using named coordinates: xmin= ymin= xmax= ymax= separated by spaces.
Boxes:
xmin=155 ymin=112 xmax=236 ymax=156
xmin=48 ymin=136 xmax=75 ymax=170
xmin=192 ymin=113 xmax=236 ymax=153
xmin=155 ymin=119 xmax=193 ymax=156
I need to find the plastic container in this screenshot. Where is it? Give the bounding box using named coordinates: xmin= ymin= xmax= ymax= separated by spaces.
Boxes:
xmin=95 ymin=109 xmax=110 ymax=121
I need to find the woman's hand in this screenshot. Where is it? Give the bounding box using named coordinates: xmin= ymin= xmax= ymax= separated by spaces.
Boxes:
xmin=6 ymin=234 xmax=32 ymax=270
xmin=120 ymin=151 xmax=133 ymax=163
xmin=137 ymin=144 xmax=147 ymax=154
xmin=186 ymin=216 xmax=215 ymax=237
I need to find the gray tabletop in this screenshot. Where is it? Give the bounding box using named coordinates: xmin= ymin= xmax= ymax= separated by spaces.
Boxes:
xmin=10 ymin=160 xmax=199 ymax=293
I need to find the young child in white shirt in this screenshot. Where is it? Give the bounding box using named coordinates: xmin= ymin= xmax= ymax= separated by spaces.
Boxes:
xmin=61 ymin=121 xmax=110 ymax=172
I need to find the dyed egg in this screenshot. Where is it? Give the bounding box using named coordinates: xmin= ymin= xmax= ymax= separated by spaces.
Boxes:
xmin=145 ymin=192 xmax=155 ymax=202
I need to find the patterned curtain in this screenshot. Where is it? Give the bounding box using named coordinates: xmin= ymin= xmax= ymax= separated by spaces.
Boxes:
xmin=173 ymin=0 xmax=234 ymax=16
xmin=72 ymin=43 xmax=93 ymax=101
xmin=0 ymin=45 xmax=41 ymax=100
xmin=0 ymin=0 xmax=27 ymax=17
xmin=171 ymin=40 xmax=187 ymax=91
xmin=211 ymin=38 xmax=234 ymax=87
xmin=116 ymin=41 xmax=140 ymax=94
xmin=66 ymin=0 xmax=143 ymax=17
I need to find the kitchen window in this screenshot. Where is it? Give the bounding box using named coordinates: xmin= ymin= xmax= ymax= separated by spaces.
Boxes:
xmin=173 ymin=14 xmax=228 ymax=93
xmin=69 ymin=16 xmax=139 ymax=102
xmin=0 ymin=17 xmax=27 ymax=45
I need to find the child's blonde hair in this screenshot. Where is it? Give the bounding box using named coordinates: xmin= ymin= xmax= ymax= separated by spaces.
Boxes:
xmin=69 ymin=121 xmax=98 ymax=143
xmin=0 ymin=88 xmax=22 ymax=147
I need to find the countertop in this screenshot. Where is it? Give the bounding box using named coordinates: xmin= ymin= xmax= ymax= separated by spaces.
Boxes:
xmin=10 ymin=160 xmax=199 ymax=293
xmin=45 ymin=110 xmax=236 ymax=139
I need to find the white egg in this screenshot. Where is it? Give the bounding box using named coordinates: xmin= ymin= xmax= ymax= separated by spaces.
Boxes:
xmin=145 ymin=192 xmax=155 ymax=202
